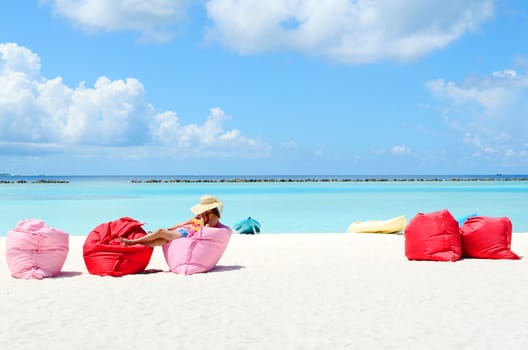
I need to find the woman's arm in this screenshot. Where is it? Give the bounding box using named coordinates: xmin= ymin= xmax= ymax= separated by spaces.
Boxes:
xmin=167 ymin=218 xmax=194 ymax=231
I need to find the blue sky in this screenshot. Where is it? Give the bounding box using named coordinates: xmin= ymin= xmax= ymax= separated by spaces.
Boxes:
xmin=1 ymin=0 xmax=528 ymax=175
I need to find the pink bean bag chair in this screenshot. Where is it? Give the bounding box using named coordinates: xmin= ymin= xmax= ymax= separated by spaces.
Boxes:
xmin=163 ymin=223 xmax=232 ymax=275
xmin=83 ymin=217 xmax=153 ymax=277
xmin=6 ymin=219 xmax=69 ymax=279
xmin=405 ymin=209 xmax=462 ymax=262
xmin=461 ymin=216 xmax=520 ymax=259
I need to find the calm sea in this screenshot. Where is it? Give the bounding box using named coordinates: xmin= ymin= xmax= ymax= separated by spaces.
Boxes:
xmin=1 ymin=175 xmax=527 ymax=235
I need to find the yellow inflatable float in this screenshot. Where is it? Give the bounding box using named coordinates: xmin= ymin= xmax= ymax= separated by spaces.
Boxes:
xmin=347 ymin=215 xmax=407 ymax=234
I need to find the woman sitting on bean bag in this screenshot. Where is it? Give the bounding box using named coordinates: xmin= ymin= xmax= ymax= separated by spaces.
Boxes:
xmin=122 ymin=195 xmax=232 ymax=275
xmin=121 ymin=195 xmax=224 ymax=246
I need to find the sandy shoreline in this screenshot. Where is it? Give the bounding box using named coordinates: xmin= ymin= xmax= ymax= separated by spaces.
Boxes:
xmin=2 ymin=233 xmax=528 ymax=349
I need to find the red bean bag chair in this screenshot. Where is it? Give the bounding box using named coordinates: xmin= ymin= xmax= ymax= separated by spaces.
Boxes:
xmin=6 ymin=219 xmax=69 ymax=279
xmin=83 ymin=217 xmax=153 ymax=276
xmin=461 ymin=216 xmax=520 ymax=259
xmin=162 ymin=223 xmax=232 ymax=275
xmin=405 ymin=209 xmax=462 ymax=261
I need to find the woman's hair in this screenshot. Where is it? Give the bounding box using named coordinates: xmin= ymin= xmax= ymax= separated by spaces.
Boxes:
xmin=210 ymin=207 xmax=221 ymax=218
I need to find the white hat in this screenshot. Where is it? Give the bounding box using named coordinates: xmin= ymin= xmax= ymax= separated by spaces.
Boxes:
xmin=190 ymin=195 xmax=224 ymax=215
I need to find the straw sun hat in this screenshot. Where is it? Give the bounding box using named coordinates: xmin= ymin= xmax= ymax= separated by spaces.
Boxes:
xmin=190 ymin=195 xmax=224 ymax=215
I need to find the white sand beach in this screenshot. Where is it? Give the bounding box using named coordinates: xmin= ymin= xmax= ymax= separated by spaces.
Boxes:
xmin=2 ymin=233 xmax=528 ymax=349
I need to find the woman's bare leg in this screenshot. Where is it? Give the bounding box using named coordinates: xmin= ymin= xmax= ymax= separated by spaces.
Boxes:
xmin=121 ymin=228 xmax=180 ymax=246
xmin=140 ymin=238 xmax=170 ymax=247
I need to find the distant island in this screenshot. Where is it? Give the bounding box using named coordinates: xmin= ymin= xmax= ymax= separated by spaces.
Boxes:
xmin=1 ymin=175 xmax=528 ymax=184
xmin=130 ymin=177 xmax=528 ymax=183
xmin=0 ymin=179 xmax=69 ymax=184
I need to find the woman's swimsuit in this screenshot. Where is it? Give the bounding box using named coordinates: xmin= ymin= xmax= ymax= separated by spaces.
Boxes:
xmin=175 ymin=217 xmax=202 ymax=237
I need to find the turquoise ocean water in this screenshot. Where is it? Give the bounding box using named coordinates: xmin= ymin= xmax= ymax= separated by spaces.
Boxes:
xmin=1 ymin=175 xmax=527 ymax=235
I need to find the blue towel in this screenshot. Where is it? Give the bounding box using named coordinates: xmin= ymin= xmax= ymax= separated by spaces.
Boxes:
xmin=234 ymin=217 xmax=261 ymax=234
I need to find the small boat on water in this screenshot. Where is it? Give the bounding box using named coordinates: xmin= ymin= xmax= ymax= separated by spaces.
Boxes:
xmin=347 ymin=215 xmax=407 ymax=234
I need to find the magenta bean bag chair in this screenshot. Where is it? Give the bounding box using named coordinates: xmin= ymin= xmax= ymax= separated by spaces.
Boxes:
xmin=6 ymin=219 xmax=69 ymax=279
xmin=83 ymin=217 xmax=153 ymax=277
xmin=461 ymin=216 xmax=520 ymax=259
xmin=405 ymin=209 xmax=462 ymax=262
xmin=163 ymin=223 xmax=232 ymax=275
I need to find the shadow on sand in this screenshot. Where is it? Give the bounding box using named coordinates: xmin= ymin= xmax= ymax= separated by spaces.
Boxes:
xmin=209 ymin=265 xmax=246 ymax=273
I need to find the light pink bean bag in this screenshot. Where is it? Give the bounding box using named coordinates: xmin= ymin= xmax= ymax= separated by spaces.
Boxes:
xmin=6 ymin=219 xmax=69 ymax=279
xmin=162 ymin=223 xmax=232 ymax=275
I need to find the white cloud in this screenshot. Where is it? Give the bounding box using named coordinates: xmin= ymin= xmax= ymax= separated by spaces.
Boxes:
xmin=205 ymin=0 xmax=495 ymax=63
xmin=41 ymin=1 xmax=495 ymax=62
xmin=0 ymin=43 xmax=41 ymax=78
xmin=391 ymin=145 xmax=411 ymax=155
xmin=0 ymin=43 xmax=150 ymax=145
xmin=427 ymin=69 xmax=528 ymax=162
xmin=150 ymin=107 xmax=271 ymax=158
xmin=40 ymin=0 xmax=190 ymax=42
xmin=0 ymin=42 xmax=269 ymax=159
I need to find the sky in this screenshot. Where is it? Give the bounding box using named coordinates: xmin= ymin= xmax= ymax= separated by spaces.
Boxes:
xmin=1 ymin=0 xmax=528 ymax=176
